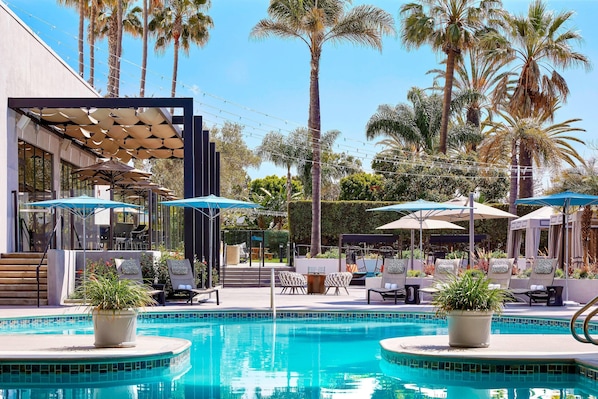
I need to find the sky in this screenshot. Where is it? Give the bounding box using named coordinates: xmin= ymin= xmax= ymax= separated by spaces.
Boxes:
xmin=4 ymin=0 xmax=598 ymax=184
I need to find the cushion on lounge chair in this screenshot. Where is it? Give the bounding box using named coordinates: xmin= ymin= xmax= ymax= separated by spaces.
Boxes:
xmin=387 ymin=261 xmax=405 ymax=274
xmin=490 ymin=260 xmax=511 ymax=274
xmin=120 ymin=259 xmax=140 ymax=275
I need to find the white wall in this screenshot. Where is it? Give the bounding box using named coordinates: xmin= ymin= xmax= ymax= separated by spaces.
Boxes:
xmin=0 ymin=3 xmax=99 ymax=253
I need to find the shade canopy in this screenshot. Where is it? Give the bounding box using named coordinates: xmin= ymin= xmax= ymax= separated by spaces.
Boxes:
xmin=26 ymin=195 xmax=140 ymax=218
xmin=162 ymin=195 xmax=261 ymax=215
xmin=429 ymin=196 xmax=517 ymax=222
xmin=377 ymin=216 xmax=465 ymax=231
xmin=516 ymin=191 xmax=598 ymax=208
xmin=368 ymin=199 xmax=469 ymax=217
xmin=74 ymin=159 xmax=151 ymax=186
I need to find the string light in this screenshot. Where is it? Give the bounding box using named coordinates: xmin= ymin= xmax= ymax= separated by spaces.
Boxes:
xmin=5 ymin=1 xmax=560 ymax=184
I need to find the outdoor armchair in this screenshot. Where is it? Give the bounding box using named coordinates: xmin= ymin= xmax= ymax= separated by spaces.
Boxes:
xmin=166 ymin=259 xmax=220 ymax=305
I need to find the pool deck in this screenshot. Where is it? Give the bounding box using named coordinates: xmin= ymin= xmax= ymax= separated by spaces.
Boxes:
xmin=1 ymin=285 xmax=598 ymax=373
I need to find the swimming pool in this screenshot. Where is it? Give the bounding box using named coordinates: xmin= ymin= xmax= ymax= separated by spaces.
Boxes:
xmin=0 ymin=312 xmax=597 ymax=398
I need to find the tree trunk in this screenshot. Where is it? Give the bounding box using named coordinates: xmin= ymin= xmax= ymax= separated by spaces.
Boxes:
xmin=140 ymin=0 xmax=148 ymax=97
xmin=115 ymin=0 xmax=123 ymax=97
xmin=89 ymin=2 xmax=96 ymax=87
xmin=107 ymin=15 xmax=118 ymax=97
xmin=309 ymin=50 xmax=322 ymax=257
xmin=519 ymin=143 xmax=534 ymax=198
xmin=171 ymin=39 xmax=179 ymax=97
xmin=508 ymin=142 xmax=519 ymax=216
xmin=286 ymin=165 xmax=292 ymax=209
xmin=439 ymin=48 xmax=457 ymax=154
xmin=78 ymin=0 xmax=85 ymax=78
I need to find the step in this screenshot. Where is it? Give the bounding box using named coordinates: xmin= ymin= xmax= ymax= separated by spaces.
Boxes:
xmin=0 ymin=298 xmax=48 ymax=306
xmin=0 ymin=259 xmax=47 ymax=266
xmin=0 ymin=291 xmax=47 ymax=298
xmin=0 ymin=264 xmax=47 ymax=271
xmin=0 ymin=272 xmax=47 ymax=280
xmin=0 ymin=253 xmax=44 ymax=259
xmin=0 ymin=284 xmax=47 ymax=291
xmin=0 ymin=277 xmax=47 ymax=284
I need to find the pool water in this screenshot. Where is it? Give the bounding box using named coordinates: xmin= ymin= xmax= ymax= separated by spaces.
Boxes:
xmin=1 ymin=315 xmax=597 ymax=398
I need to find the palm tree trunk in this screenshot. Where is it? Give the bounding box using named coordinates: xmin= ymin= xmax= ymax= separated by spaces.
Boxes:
xmin=115 ymin=0 xmax=123 ymax=97
xmin=107 ymin=15 xmax=118 ymax=97
xmin=78 ymin=0 xmax=85 ymax=78
xmin=286 ymin=165 xmax=292 ymax=208
xmin=309 ymin=52 xmax=322 ymax=257
xmin=439 ymin=49 xmax=457 ymax=154
xmin=519 ymin=144 xmax=534 ymax=198
xmin=89 ymin=1 xmax=96 ymax=87
xmin=171 ymin=39 xmax=179 ymax=97
xmin=508 ymin=142 xmax=519 ymax=215
xmin=140 ymin=0 xmax=148 ymax=97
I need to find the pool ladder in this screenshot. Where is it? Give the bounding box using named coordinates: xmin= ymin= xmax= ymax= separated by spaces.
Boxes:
xmin=570 ymin=295 xmax=598 ymax=344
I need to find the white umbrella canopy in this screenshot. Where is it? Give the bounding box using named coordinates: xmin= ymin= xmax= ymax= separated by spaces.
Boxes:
xmin=377 ymin=216 xmax=465 ymax=268
xmin=429 ymin=196 xmax=517 ymax=222
xmin=377 ymin=216 xmax=465 ymax=231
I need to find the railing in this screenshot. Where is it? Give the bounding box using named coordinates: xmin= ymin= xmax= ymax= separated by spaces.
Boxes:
xmin=37 ymin=216 xmax=62 ymax=308
xmin=570 ymin=295 xmax=598 ymax=345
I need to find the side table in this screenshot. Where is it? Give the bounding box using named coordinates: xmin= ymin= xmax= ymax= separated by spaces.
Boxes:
xmin=405 ymin=284 xmax=420 ymax=304
xmin=307 ymin=274 xmax=326 ymax=294
xmin=546 ymin=285 xmax=563 ymax=306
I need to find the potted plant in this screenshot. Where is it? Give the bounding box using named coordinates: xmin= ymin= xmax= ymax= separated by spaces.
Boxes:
xmin=78 ymin=275 xmax=155 ymax=348
xmin=432 ymin=270 xmax=509 ymax=348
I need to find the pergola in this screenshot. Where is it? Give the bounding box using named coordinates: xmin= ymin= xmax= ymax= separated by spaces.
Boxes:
xmin=8 ymin=97 xmax=218 ymax=265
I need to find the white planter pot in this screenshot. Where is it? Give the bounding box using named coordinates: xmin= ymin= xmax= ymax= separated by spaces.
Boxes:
xmin=92 ymin=309 xmax=138 ymax=348
xmin=447 ymin=310 xmax=493 ymax=348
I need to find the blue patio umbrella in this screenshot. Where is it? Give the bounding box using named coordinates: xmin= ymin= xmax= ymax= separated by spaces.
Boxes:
xmin=27 ymin=195 xmax=141 ymax=291
xmin=368 ymin=199 xmax=469 ymax=261
xmin=516 ymin=191 xmax=598 ymax=302
xmin=161 ymin=195 xmax=260 ymax=287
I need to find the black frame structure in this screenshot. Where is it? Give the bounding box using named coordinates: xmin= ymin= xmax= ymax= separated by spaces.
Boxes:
xmin=8 ymin=97 xmax=218 ymax=270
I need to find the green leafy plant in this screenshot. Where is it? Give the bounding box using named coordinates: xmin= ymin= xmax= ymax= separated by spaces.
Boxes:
xmin=407 ymin=270 xmax=425 ymax=277
xmin=77 ymin=275 xmax=155 ymax=311
xmin=432 ymin=271 xmax=509 ymax=317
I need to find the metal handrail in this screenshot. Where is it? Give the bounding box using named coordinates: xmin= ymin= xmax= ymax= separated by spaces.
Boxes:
xmin=570 ymin=295 xmax=598 ymax=344
xmin=36 ymin=216 xmax=62 ymax=308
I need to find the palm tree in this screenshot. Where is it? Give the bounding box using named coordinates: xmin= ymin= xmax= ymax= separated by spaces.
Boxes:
xmin=56 ymin=0 xmax=87 ymax=78
xmin=149 ymin=0 xmax=213 ymax=98
xmin=487 ymin=0 xmax=591 ymax=198
xmin=366 ymin=87 xmax=443 ymax=154
xmin=251 ymin=0 xmax=395 ymax=257
xmin=400 ymin=0 xmax=502 ymax=154
xmin=256 ymin=128 xmax=308 ymax=207
xmin=94 ymin=0 xmax=142 ymax=96
xmin=479 ymin=104 xmax=585 ymax=214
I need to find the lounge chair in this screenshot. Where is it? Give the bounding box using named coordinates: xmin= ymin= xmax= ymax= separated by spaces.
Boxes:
xmin=324 ymin=272 xmax=353 ymax=295
xmin=419 ymin=258 xmax=461 ymax=296
xmin=166 ymin=259 xmax=220 ymax=305
xmin=367 ymin=258 xmax=408 ymax=304
xmin=278 ymin=271 xmax=307 ymax=294
xmin=510 ymin=258 xmax=558 ymax=306
xmin=114 ymin=258 xmax=166 ymax=306
xmin=486 ymin=258 xmax=515 ymax=289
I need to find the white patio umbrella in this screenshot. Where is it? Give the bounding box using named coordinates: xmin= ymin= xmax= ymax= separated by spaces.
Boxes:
xmin=161 ymin=195 xmax=260 ymax=287
xmin=377 ymin=216 xmax=464 ymax=268
xmin=368 ymin=199 xmax=468 ymax=262
xmin=430 ymin=194 xmax=517 ymax=264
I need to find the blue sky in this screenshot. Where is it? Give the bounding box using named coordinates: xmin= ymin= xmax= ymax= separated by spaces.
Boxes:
xmin=5 ymin=0 xmax=598 ymax=183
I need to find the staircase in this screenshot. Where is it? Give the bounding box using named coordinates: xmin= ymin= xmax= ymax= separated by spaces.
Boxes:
xmin=0 ymin=253 xmax=47 ymax=306
xmin=221 ymin=265 xmax=294 ymax=288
